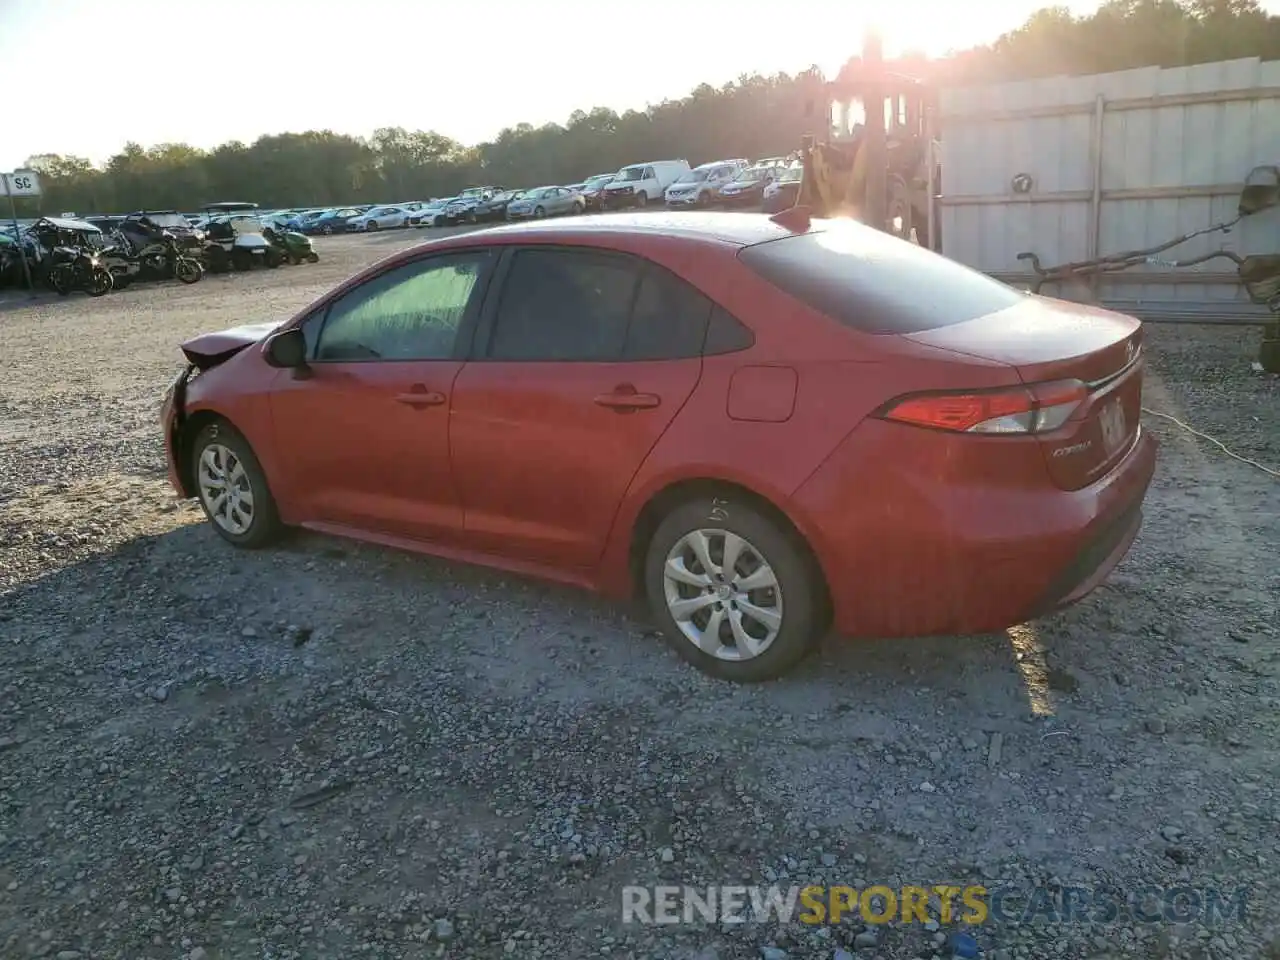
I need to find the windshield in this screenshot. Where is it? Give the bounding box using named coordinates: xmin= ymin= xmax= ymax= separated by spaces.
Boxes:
xmin=615 ymin=166 xmax=645 ymax=182
xmin=586 ymin=174 xmax=614 ymax=185
xmin=734 ymin=167 xmax=770 ymax=182
xmin=831 ymin=97 xmax=868 ymax=137
xmin=520 ymin=189 xmax=548 ymax=200
xmin=143 ymin=213 xmax=189 ymax=228
xmin=675 ymin=169 xmax=710 ymax=184
xmin=460 ymin=188 xmax=484 ymax=198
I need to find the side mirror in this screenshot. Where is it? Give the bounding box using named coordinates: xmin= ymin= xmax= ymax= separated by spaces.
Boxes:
xmin=264 ymin=328 xmax=308 ymax=371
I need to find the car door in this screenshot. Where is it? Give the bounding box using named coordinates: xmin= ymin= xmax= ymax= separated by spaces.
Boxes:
xmin=548 ymin=188 xmax=570 ymax=216
xmin=268 ymin=249 xmax=497 ymax=543
xmin=448 ymin=246 xmax=711 ymax=569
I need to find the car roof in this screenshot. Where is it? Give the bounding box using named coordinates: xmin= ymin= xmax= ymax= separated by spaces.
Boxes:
xmin=442 ymin=211 xmax=811 ymax=248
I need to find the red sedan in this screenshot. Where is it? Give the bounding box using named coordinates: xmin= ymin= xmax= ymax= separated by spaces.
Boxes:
xmin=160 ymin=210 xmax=1156 ymax=683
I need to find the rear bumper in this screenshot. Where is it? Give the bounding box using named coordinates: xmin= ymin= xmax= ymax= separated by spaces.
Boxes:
xmin=791 ymin=421 xmax=1158 ymax=638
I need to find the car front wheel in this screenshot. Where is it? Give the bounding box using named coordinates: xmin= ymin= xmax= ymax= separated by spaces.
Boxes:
xmin=190 ymin=421 xmax=283 ymax=549
xmin=644 ymin=496 xmax=822 ymax=682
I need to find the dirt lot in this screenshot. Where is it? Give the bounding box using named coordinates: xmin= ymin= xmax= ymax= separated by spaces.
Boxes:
xmin=1 ymin=228 xmax=1278 ymax=960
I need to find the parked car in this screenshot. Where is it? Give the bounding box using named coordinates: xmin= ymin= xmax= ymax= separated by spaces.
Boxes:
xmin=348 ymin=205 xmax=412 ymax=232
xmin=714 ymin=165 xmax=780 ymax=208
xmin=411 ymin=198 xmax=457 ymax=227
xmin=762 ymin=164 xmax=804 ymax=213
xmin=665 ymin=161 xmax=741 ymax=209
xmin=601 ymin=160 xmax=691 ymax=209
xmin=444 ymin=187 xmax=508 ymax=225
xmin=505 ymin=186 xmax=585 ymax=220
xmin=471 ymin=190 xmax=522 ymax=222
xmin=161 ymin=211 xmax=1156 ymax=683
xmin=579 ymin=173 xmax=616 ymax=212
xmin=305 ymin=208 xmax=362 ymax=235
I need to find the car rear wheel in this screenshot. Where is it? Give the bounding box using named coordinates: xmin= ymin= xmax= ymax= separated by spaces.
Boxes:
xmin=191 ymin=421 xmax=282 ymax=549
xmin=644 ymin=497 xmax=822 ymax=682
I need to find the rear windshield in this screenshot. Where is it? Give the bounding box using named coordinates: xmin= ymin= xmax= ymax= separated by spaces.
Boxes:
xmin=738 ymin=223 xmax=1026 ymax=334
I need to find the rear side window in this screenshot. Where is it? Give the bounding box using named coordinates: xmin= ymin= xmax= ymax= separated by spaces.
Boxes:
xmin=738 ymin=223 xmax=1026 ymax=334
xmin=488 ymin=249 xmax=637 ymax=361
xmin=624 ymin=266 xmax=712 ymax=361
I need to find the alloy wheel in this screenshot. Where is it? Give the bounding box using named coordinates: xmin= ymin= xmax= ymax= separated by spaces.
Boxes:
xmin=197 ymin=443 xmax=255 ymax=535
xmin=662 ymin=529 xmax=783 ymax=661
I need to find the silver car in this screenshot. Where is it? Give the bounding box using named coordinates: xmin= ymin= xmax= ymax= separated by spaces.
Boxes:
xmin=505 ymin=186 xmax=585 ymax=220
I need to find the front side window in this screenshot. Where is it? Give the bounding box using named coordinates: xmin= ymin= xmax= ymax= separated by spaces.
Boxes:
xmin=314 ymin=252 xmax=491 ymax=361
xmin=487 ymin=249 xmax=640 ymax=362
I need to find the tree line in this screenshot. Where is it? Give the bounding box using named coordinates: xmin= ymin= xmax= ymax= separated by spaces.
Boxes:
xmin=12 ymin=0 xmax=1280 ymax=217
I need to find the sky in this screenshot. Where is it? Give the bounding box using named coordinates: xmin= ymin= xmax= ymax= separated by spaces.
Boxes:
xmin=0 ymin=0 xmax=1243 ymax=170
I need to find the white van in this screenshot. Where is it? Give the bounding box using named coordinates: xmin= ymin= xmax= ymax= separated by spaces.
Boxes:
xmin=664 ymin=160 xmax=742 ymax=209
xmin=601 ymin=159 xmax=691 ymax=210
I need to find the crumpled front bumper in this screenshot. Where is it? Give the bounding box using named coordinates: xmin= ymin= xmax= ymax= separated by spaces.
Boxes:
xmin=161 ymin=366 xmax=192 ymax=497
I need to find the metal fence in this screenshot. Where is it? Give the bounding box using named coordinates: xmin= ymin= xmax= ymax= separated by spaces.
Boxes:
xmin=937 ymin=57 xmax=1280 ymax=325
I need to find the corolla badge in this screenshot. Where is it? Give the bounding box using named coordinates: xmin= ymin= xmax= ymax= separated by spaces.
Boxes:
xmin=1052 ymin=440 xmax=1093 ymax=458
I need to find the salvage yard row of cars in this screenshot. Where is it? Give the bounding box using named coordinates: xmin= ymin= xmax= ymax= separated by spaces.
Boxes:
xmin=0 ymin=154 xmax=806 ymax=290
xmin=256 ymin=155 xmax=806 ymax=236
xmin=0 ymin=202 xmax=323 ymax=295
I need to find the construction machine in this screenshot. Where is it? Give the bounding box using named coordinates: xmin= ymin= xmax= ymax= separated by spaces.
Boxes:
xmin=795 ymin=43 xmax=939 ymax=249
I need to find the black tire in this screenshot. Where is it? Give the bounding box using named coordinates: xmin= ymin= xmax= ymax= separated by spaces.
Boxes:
xmin=644 ymin=496 xmax=823 ymax=682
xmin=231 ymin=249 xmax=253 ymax=271
xmin=635 ymin=191 xmax=649 ymax=208
xmin=189 ymin=421 xmax=283 ymax=549
xmin=366 ymin=220 xmax=378 ymax=231
xmin=534 ymin=205 xmax=546 ymax=219
xmin=433 ymin=215 xmax=445 ymax=227
xmin=467 ymin=210 xmax=478 ymax=225
xmin=307 ymin=252 xmax=319 ymax=263
xmin=175 ymin=258 xmax=202 ymax=284
xmin=84 ymin=267 xmax=113 ymax=297
xmin=321 ymin=224 xmax=334 ymax=235
xmin=1260 ymin=338 xmax=1280 ymax=374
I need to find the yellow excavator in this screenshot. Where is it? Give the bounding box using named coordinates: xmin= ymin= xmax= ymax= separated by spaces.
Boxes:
xmin=794 ymin=48 xmax=939 ymax=249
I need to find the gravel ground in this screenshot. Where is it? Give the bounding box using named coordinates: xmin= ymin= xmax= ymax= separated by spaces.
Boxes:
xmin=1 ymin=228 xmax=1278 ymax=960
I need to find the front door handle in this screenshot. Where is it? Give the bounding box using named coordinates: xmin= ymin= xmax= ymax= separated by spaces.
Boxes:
xmin=594 ymin=384 xmax=661 ymax=411
xmin=394 ymin=388 xmax=446 ymax=408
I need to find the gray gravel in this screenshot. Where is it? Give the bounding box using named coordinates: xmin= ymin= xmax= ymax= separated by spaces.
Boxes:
xmin=2 ymin=229 xmax=1279 ymax=960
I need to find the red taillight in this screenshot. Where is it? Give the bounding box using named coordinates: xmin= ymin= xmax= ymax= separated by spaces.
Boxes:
xmin=879 ymin=379 xmax=1088 ymax=434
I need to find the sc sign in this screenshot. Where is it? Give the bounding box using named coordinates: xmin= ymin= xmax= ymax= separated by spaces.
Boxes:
xmin=3 ymin=171 xmax=42 ymax=198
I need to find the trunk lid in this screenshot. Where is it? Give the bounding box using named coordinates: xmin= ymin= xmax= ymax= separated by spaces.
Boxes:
xmin=905 ymin=296 xmax=1145 ymax=490
xmin=180 ymin=321 xmax=282 ymax=370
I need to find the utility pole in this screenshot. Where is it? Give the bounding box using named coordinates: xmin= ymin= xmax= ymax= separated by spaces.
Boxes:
xmin=861 ymin=28 xmax=888 ymax=232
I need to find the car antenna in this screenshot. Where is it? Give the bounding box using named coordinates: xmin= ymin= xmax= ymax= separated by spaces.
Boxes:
xmin=769 ymin=205 xmax=811 ymax=233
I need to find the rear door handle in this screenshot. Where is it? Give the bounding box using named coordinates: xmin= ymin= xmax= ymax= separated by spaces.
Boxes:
xmin=594 ymin=387 xmax=661 ymax=411
xmin=394 ymin=388 xmax=446 ymax=408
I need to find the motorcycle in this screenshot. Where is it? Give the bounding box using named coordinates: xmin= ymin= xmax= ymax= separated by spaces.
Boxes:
xmin=48 ymin=245 xmax=113 ymax=297
xmin=101 ymin=229 xmax=204 ymax=287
